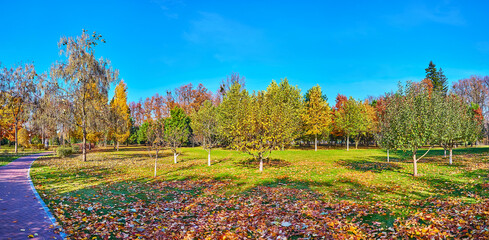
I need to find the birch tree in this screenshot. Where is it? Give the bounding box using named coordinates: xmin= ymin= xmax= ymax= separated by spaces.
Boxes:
xmin=51 ymin=30 xmax=119 ymax=161
xmin=1 ymin=63 xmax=39 ymax=153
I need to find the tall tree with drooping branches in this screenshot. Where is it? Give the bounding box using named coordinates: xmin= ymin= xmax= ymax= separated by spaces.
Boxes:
xmin=1 ymin=63 xmax=40 ymax=153
xmin=51 ymin=30 xmax=119 ymax=161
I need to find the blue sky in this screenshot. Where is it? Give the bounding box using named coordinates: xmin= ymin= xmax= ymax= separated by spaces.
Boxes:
xmin=1 ymin=0 xmax=488 ymax=104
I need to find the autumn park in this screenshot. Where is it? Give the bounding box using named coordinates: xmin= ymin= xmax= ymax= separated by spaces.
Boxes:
xmin=2 ymin=2 xmax=489 ymax=240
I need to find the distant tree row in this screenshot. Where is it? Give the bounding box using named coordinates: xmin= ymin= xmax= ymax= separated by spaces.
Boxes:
xmin=0 ymin=30 xmax=485 ymax=176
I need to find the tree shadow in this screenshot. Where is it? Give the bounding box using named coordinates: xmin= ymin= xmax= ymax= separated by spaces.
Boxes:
xmin=336 ymin=159 xmax=402 ymax=173
xmin=235 ymin=158 xmax=291 ymax=169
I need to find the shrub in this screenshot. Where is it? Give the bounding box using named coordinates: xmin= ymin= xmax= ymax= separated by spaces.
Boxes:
xmin=33 ymin=144 xmax=45 ymax=150
xmin=56 ymin=147 xmax=73 ymax=158
xmin=72 ymin=145 xmax=80 ymax=153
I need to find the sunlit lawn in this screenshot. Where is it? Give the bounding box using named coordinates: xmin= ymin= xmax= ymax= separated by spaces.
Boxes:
xmin=31 ymin=145 xmax=489 ymax=238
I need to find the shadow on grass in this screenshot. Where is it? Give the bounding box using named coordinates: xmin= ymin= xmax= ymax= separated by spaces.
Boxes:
xmin=336 ymin=159 xmax=402 ymax=173
xmin=235 ymin=158 xmax=291 ymax=169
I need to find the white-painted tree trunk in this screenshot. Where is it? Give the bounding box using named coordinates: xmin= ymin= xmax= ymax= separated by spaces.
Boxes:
xmin=346 ymin=135 xmax=349 ymax=151
xmin=315 ymin=135 xmax=318 ymax=151
xmin=387 ymin=150 xmax=390 ymax=162
xmin=174 ymin=152 xmax=178 ymax=164
xmin=444 ymin=149 xmax=446 ymax=158
xmin=259 ymin=158 xmax=263 ymax=172
xmin=449 ymin=148 xmax=453 ymax=165
xmin=154 ymin=157 xmax=157 ymax=178
xmin=413 ymin=153 xmax=418 ymax=177
xmin=207 ymin=150 xmax=211 ymax=166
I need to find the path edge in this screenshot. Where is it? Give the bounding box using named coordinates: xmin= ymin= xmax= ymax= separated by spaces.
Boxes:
xmin=27 ymin=153 xmax=67 ymax=239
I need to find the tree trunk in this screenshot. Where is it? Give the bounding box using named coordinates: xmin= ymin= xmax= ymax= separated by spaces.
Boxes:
xmin=387 ymin=150 xmax=390 ymax=162
xmin=154 ymin=151 xmax=158 ymax=178
xmin=174 ymin=152 xmax=178 ymax=164
xmin=14 ymin=122 xmax=18 ymax=154
xmin=355 ymin=137 xmax=359 ymax=149
xmin=413 ymin=153 xmax=418 ymax=177
xmin=449 ymin=148 xmax=453 ymax=165
xmin=82 ymin=127 xmax=87 ymax=162
xmin=117 ymin=141 xmax=119 ymax=151
xmin=315 ymin=134 xmax=318 ymax=151
xmin=444 ymin=148 xmax=446 ymax=158
xmin=88 ymin=142 xmax=92 ymax=150
xmin=207 ymin=149 xmax=211 ymax=166
xmin=346 ymin=135 xmax=349 ymax=151
xmin=259 ymin=157 xmax=263 ymax=172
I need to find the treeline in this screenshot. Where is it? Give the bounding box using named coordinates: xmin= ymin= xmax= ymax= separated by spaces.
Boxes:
xmin=0 ymin=31 xmax=486 ymax=176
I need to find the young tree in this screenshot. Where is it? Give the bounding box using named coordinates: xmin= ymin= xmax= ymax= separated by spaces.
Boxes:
xmin=110 ymin=80 xmax=131 ymax=150
xmin=51 ymin=30 xmax=119 ymax=161
xmin=1 ymin=63 xmax=39 ymax=153
xmin=302 ymin=85 xmax=332 ymax=151
xmin=219 ymin=80 xmax=303 ymax=172
xmin=164 ymin=107 xmax=190 ymax=163
xmin=190 ymin=100 xmax=220 ymax=166
xmin=334 ymin=97 xmax=369 ymax=150
xmin=438 ymin=94 xmax=482 ymax=164
xmin=375 ymin=95 xmax=398 ymax=162
xmin=146 ymin=119 xmax=165 ymax=177
xmin=380 ymin=81 xmax=443 ymax=176
xmin=17 ymin=128 xmax=30 ymax=148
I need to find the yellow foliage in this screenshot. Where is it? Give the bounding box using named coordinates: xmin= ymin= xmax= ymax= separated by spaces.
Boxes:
xmin=111 ymin=80 xmax=131 ymax=143
xmin=18 ymin=128 xmax=30 ymax=147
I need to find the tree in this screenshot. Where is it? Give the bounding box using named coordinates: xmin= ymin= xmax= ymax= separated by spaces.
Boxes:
xmin=0 ymin=63 xmax=39 ymax=153
xmin=137 ymin=121 xmax=150 ymax=144
xmin=438 ymin=94 xmax=482 ymax=164
xmin=190 ymin=100 xmax=220 ymax=166
xmin=379 ymin=81 xmax=443 ymax=176
xmin=219 ymin=80 xmax=302 ymax=172
xmin=110 ymin=80 xmax=131 ymax=150
xmin=452 ymin=76 xmax=489 ymax=117
xmin=437 ymin=68 xmax=448 ymax=94
xmin=146 ymin=119 xmax=165 ymax=177
xmin=375 ymin=95 xmax=398 ymax=162
xmin=216 ymin=72 xmax=246 ymax=104
xmin=302 ymin=85 xmax=332 ymax=151
xmin=425 ymin=61 xmax=446 ymax=93
xmin=164 ymin=107 xmax=190 ymax=163
xmin=51 ymin=30 xmax=119 ymax=161
xmin=17 ymin=128 xmax=30 ymax=148
xmin=334 ymin=97 xmax=369 ymax=150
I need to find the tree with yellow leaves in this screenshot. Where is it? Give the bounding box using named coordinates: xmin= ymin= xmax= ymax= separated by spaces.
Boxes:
xmin=302 ymin=85 xmax=332 ymax=151
xmin=17 ymin=128 xmax=30 ymax=148
xmin=110 ymin=80 xmax=131 ymax=151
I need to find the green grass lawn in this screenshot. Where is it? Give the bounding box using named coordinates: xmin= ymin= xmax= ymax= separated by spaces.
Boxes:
xmin=31 ymin=145 xmax=489 ymax=239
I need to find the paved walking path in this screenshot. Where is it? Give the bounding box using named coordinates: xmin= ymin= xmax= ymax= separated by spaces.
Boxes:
xmin=0 ymin=152 xmax=64 ymax=240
